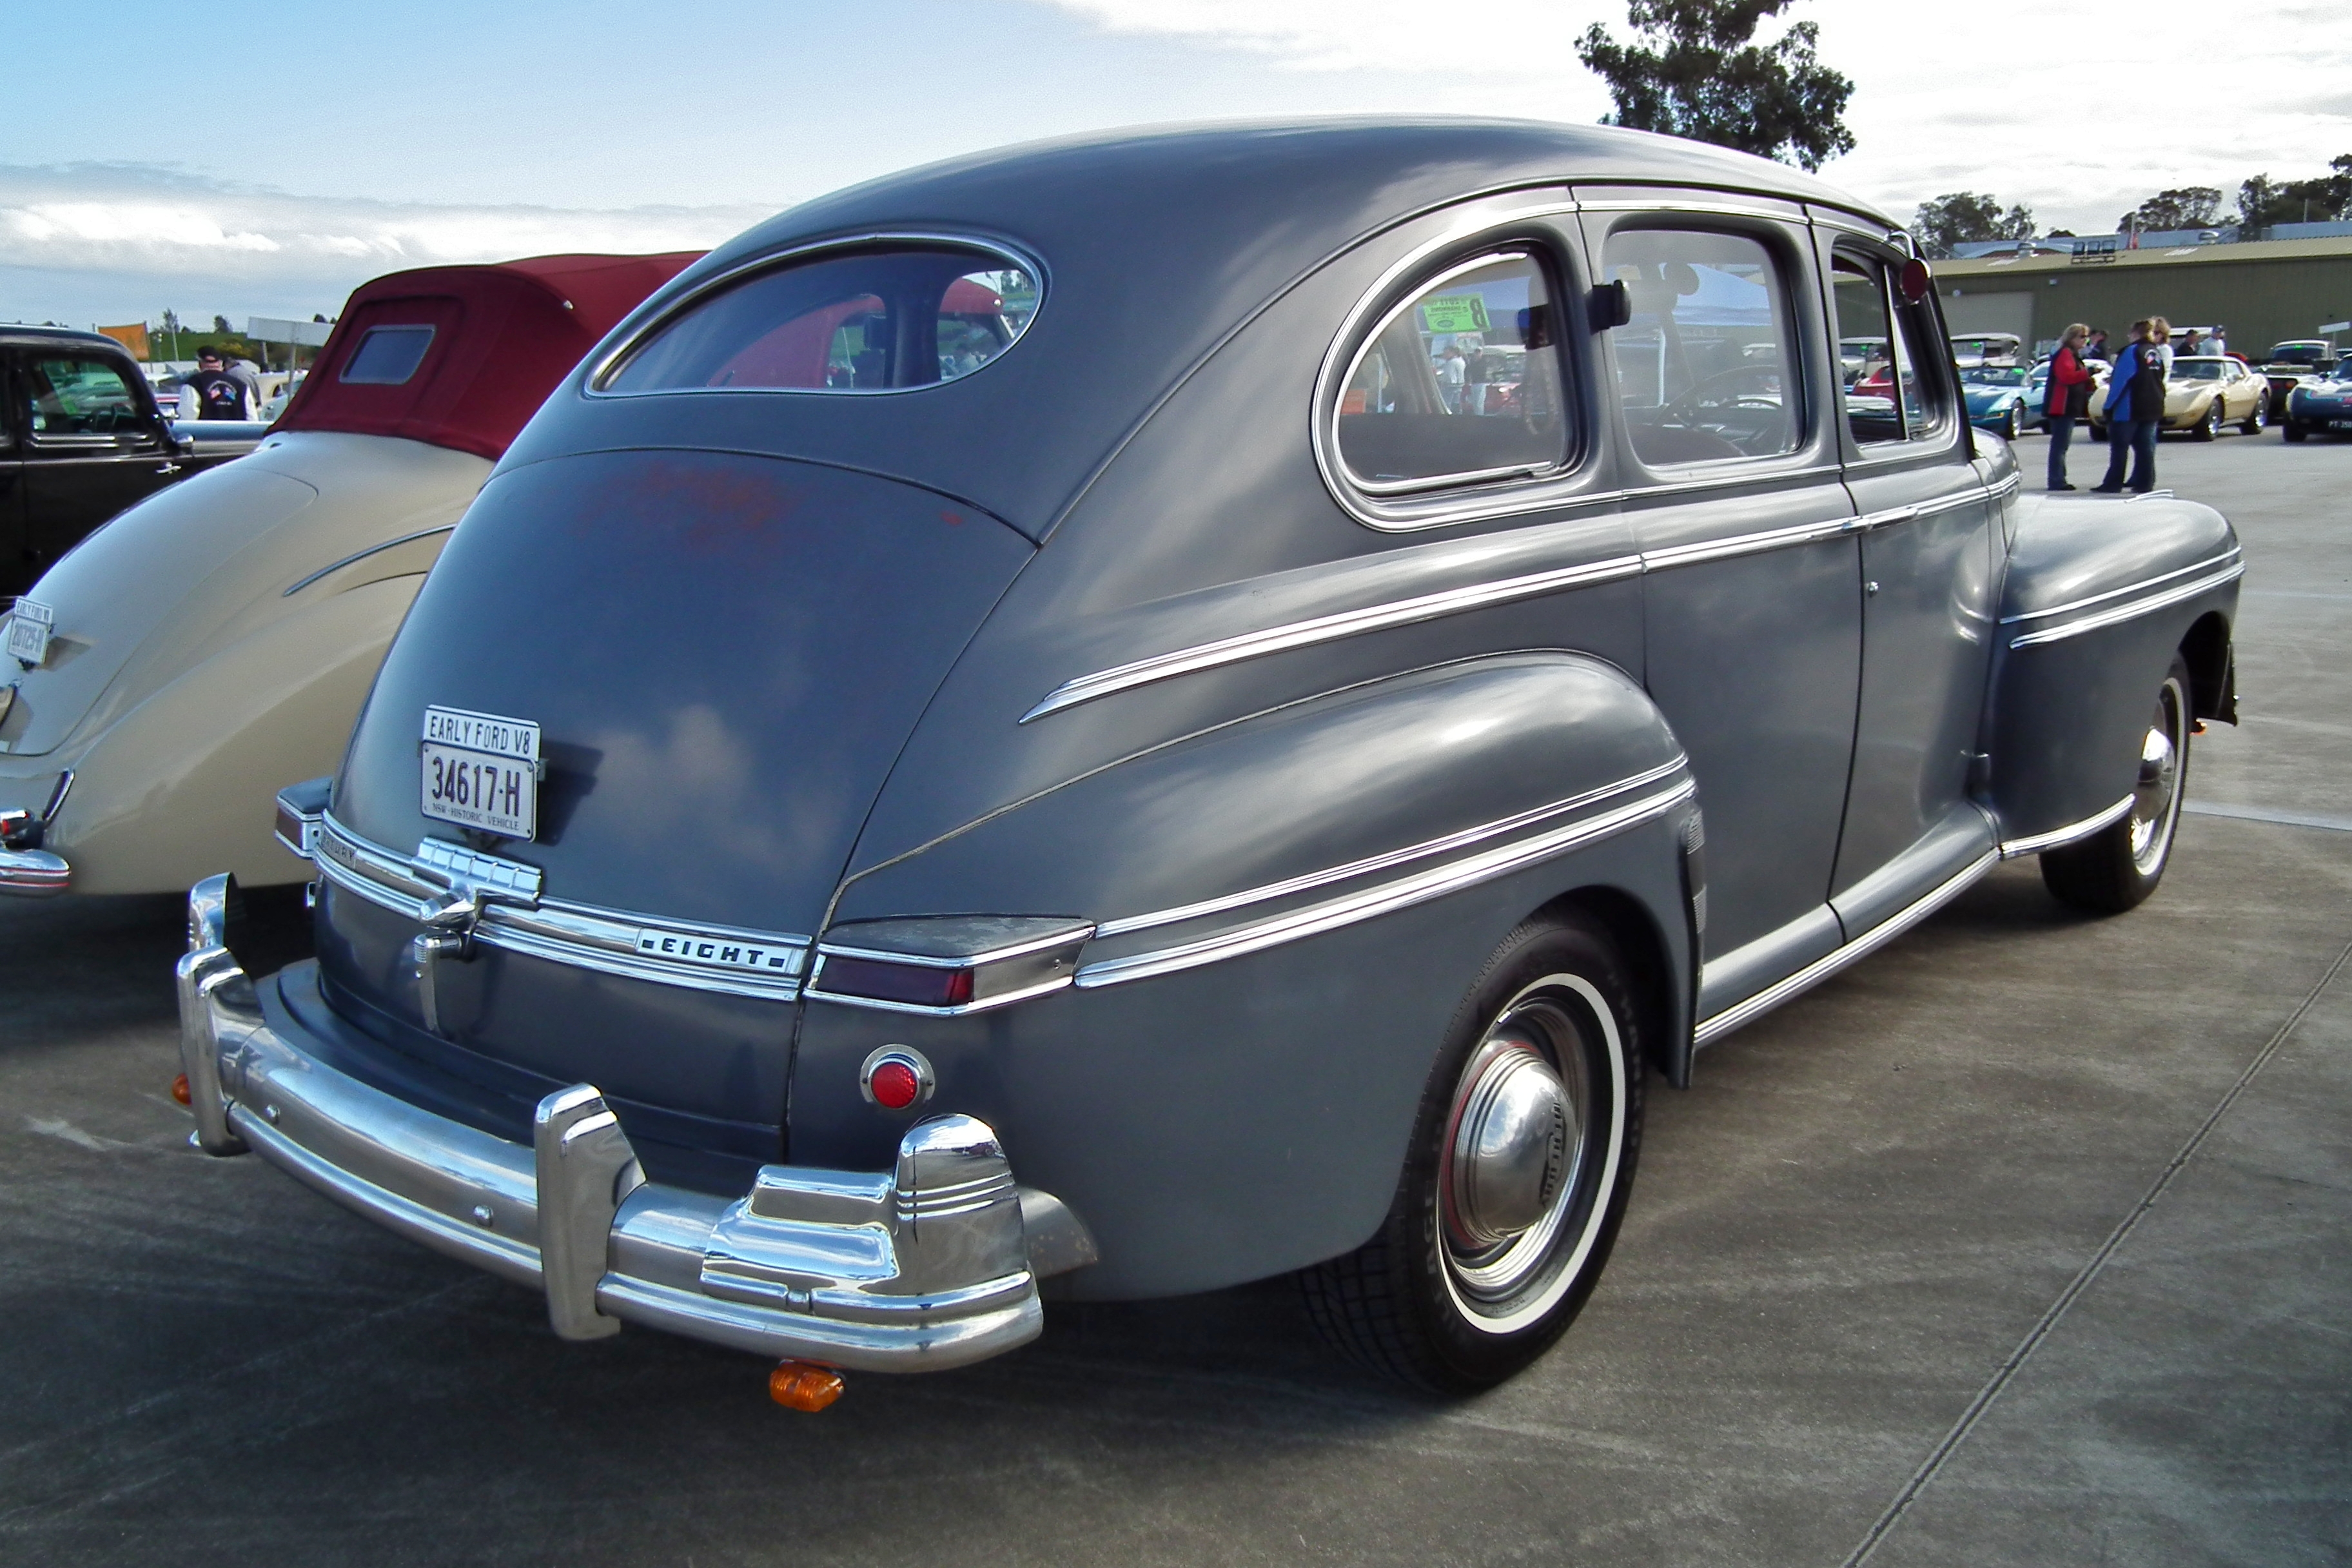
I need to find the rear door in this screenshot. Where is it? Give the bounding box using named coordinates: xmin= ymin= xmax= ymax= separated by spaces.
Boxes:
xmin=17 ymin=351 xmax=181 ymax=578
xmin=1580 ymin=195 xmax=1862 ymax=1012
xmin=1821 ymin=234 xmax=1998 ymax=933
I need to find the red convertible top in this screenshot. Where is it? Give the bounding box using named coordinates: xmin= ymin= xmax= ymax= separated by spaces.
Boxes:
xmin=273 ymin=252 xmax=702 ymax=460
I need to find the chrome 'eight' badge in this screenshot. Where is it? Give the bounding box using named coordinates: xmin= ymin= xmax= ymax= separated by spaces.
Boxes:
xmin=420 ymin=705 xmax=540 ymax=840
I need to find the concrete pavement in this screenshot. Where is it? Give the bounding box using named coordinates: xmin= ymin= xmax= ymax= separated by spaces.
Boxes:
xmin=1 ymin=430 xmax=2344 ymax=1565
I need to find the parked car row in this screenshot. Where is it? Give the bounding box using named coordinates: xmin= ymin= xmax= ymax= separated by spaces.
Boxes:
xmin=5 ymin=121 xmax=2244 ymax=1400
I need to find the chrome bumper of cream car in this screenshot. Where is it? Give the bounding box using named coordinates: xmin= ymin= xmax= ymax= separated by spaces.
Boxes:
xmin=176 ymin=876 xmax=1097 ymax=1372
xmin=0 ymin=846 xmax=70 ymax=896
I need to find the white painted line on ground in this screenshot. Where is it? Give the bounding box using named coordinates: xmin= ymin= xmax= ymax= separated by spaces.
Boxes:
xmin=2185 ymin=801 xmax=2352 ymax=833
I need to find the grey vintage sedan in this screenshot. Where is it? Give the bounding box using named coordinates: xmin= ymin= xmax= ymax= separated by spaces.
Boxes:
xmin=176 ymin=120 xmax=2241 ymax=1397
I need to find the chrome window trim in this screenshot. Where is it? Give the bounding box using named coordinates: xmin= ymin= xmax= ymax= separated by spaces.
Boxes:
xmin=313 ymin=814 xmax=808 ymax=1001
xmin=1575 ymin=197 xmax=1808 ymax=221
xmin=1693 ymin=848 xmax=1997 ymax=1046
xmin=1999 ymin=548 xmax=2242 ymax=625
xmin=1998 ymin=794 xmax=2135 ymax=859
xmin=1076 ymin=776 xmax=1694 ymax=989
xmin=2007 ymin=563 xmax=2244 ymax=649
xmin=1334 ymin=248 xmax=1574 ymax=498
xmin=1621 ymin=462 xmax=1840 ymax=503
xmin=585 ymin=231 xmax=1047 ymax=400
xmin=1093 ymin=756 xmax=1689 ymax=939
xmin=284 ymin=525 xmax=456 ymax=597
xmin=1019 ymin=553 xmax=1643 ymax=722
xmin=1310 ymin=201 xmax=1605 ymax=533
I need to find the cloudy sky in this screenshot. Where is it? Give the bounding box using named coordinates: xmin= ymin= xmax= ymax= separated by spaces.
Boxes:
xmin=6 ymin=0 xmax=2347 ymax=328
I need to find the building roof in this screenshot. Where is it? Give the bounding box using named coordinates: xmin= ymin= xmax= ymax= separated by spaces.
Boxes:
xmin=274 ymin=252 xmax=703 ymax=459
xmin=1933 ymin=233 xmax=2352 ymax=282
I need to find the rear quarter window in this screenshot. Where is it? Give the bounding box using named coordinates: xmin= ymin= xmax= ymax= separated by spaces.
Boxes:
xmin=599 ymin=245 xmax=1040 ymax=395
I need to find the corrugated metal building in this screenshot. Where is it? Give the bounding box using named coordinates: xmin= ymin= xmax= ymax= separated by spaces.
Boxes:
xmin=1934 ymin=235 xmax=2352 ymax=357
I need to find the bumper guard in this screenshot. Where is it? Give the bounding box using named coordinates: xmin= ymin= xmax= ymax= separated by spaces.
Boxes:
xmin=175 ymin=874 xmax=1097 ymax=1371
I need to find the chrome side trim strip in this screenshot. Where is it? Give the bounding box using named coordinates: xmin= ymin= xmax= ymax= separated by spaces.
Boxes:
xmin=2007 ymin=563 xmax=2244 ymax=649
xmin=1019 ymin=553 xmax=1644 ymax=721
xmin=1999 ymin=794 xmax=2134 ymax=859
xmin=1640 ymin=515 xmax=1853 ymax=572
xmin=282 ymin=525 xmax=455 ymax=597
xmin=1693 ymin=848 xmax=1997 ymax=1046
xmin=1092 ymin=756 xmax=1690 ymax=939
xmin=1999 ymin=548 xmax=2242 ymax=624
xmin=313 ymin=814 xmax=807 ymax=1000
xmin=1076 ymin=778 xmax=1694 ymax=989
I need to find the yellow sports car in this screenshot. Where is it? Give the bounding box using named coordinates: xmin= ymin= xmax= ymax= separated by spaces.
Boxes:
xmin=2091 ymin=355 xmax=2268 ymax=440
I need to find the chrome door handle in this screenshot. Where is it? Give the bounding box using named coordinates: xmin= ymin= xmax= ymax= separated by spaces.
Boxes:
xmin=154 ymin=461 xmax=182 ymax=476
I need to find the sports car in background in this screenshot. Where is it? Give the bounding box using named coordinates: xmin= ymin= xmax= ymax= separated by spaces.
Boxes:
xmin=2090 ymin=355 xmax=2268 ymax=440
xmin=1961 ymin=363 xmax=2036 ymax=438
xmin=2283 ymin=360 xmax=2352 ymax=440
xmin=2257 ymin=340 xmax=2340 ymax=415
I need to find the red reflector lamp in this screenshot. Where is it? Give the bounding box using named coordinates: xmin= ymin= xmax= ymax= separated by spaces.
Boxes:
xmin=171 ymin=1073 xmax=191 ymax=1107
xmin=860 ymin=1046 xmax=936 ymax=1110
xmin=769 ymin=1360 xmax=845 ymax=1412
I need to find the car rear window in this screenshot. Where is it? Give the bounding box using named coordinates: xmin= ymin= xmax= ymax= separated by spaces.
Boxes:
xmin=340 ymin=326 xmax=436 ymax=385
xmin=599 ymin=246 xmax=1040 ymax=395
xmin=1334 ymin=251 xmax=1571 ymax=493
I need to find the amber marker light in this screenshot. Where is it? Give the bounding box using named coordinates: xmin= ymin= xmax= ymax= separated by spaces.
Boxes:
xmin=171 ymin=1073 xmax=191 ymax=1107
xmin=769 ymin=1360 xmax=845 ymax=1412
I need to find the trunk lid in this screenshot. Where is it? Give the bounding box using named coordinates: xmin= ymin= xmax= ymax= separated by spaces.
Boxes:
xmin=320 ymin=450 xmax=1032 ymax=1165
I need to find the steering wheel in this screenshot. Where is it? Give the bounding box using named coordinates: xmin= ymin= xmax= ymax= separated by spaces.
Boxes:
xmin=1660 ymin=366 xmax=1788 ymax=450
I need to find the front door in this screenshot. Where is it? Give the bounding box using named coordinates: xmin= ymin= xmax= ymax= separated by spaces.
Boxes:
xmin=15 ymin=351 xmax=181 ymax=585
xmin=1823 ymin=240 xmax=1998 ymax=934
xmin=1584 ymin=209 xmax=1862 ymax=1011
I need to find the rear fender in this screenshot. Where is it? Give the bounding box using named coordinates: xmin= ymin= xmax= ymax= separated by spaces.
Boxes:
xmin=796 ymin=652 xmax=1698 ymax=1297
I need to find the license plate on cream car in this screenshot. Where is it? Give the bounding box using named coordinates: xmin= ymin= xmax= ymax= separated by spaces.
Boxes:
xmin=420 ymin=706 xmax=540 ymax=839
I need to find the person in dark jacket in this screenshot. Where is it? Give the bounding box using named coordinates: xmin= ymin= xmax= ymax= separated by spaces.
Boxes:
xmin=184 ymin=348 xmax=251 ymax=420
xmin=2093 ymin=320 xmax=2166 ymax=493
xmin=2084 ymin=328 xmax=2112 ymax=362
xmin=2043 ymin=322 xmax=2096 ymax=490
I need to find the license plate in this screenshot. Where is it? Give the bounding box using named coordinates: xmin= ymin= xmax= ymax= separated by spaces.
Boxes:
xmin=5 ymin=600 xmax=54 ymax=667
xmin=420 ymin=705 xmax=539 ymax=839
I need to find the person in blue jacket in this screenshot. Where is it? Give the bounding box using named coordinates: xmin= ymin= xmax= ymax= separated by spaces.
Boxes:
xmin=2093 ymin=320 xmax=2168 ymax=493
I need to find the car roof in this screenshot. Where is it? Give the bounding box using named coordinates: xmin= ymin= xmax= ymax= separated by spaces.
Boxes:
xmin=507 ymin=118 xmax=1897 ymax=536
xmin=0 ymin=324 xmax=135 ymax=357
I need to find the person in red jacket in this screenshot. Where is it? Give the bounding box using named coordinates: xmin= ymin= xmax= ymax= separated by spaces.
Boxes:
xmin=2043 ymin=322 xmax=2096 ymax=490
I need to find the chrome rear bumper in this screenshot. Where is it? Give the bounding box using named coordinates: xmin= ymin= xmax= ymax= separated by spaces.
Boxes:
xmin=175 ymin=875 xmax=1095 ymax=1371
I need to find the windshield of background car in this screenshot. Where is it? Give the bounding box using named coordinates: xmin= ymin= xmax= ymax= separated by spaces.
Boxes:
xmin=599 ymin=246 xmax=1039 ymax=394
xmin=2269 ymin=344 xmax=2328 ymax=365
xmin=1962 ymin=366 xmax=2029 ymax=386
xmin=23 ymin=357 xmax=148 ymax=439
xmin=1602 ymin=228 xmax=1799 ymax=466
xmin=1334 ymin=250 xmax=1571 ymax=491
xmin=2171 ymin=360 xmax=2228 ymax=380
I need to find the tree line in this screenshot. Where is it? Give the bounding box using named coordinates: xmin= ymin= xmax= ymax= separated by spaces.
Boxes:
xmin=1910 ymin=161 xmax=2352 ymax=257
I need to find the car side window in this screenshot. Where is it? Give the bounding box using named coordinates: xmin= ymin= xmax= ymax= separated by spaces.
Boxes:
xmin=24 ymin=357 xmax=149 ymax=442
xmin=1601 ymin=228 xmax=1800 ymax=467
xmin=1830 ymin=252 xmax=1947 ymax=446
xmin=1333 ymin=250 xmax=1571 ymax=493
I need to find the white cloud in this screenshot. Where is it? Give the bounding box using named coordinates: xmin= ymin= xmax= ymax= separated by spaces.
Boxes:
xmin=0 ymin=163 xmax=769 ymax=322
xmin=1037 ymin=0 xmax=2352 ymax=234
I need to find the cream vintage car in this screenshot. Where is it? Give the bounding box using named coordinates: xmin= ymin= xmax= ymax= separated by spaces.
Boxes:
xmin=2090 ymin=353 xmax=2268 ymax=440
xmin=0 ymin=253 xmax=695 ymax=896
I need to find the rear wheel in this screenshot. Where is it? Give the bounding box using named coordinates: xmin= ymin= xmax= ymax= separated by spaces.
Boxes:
xmin=2042 ymin=654 xmax=2192 ymax=914
xmin=1300 ymin=914 xmax=1643 ymax=1393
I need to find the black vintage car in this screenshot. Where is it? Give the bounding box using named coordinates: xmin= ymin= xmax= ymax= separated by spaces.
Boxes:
xmin=177 ymin=120 xmax=2240 ymax=1398
xmin=0 ymin=327 xmax=263 ymax=596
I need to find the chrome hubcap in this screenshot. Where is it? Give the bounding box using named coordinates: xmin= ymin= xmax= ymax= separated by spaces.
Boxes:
xmin=1440 ymin=1001 xmax=1591 ymax=1303
xmin=2128 ymin=680 xmax=2186 ymax=874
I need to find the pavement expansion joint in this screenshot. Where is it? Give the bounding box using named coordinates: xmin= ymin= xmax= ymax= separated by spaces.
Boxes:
xmin=1836 ymin=930 xmax=2352 ymax=1568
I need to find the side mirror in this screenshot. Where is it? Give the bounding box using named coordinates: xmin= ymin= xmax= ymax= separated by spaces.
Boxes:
xmin=1587 ymin=280 xmax=1633 ymax=331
